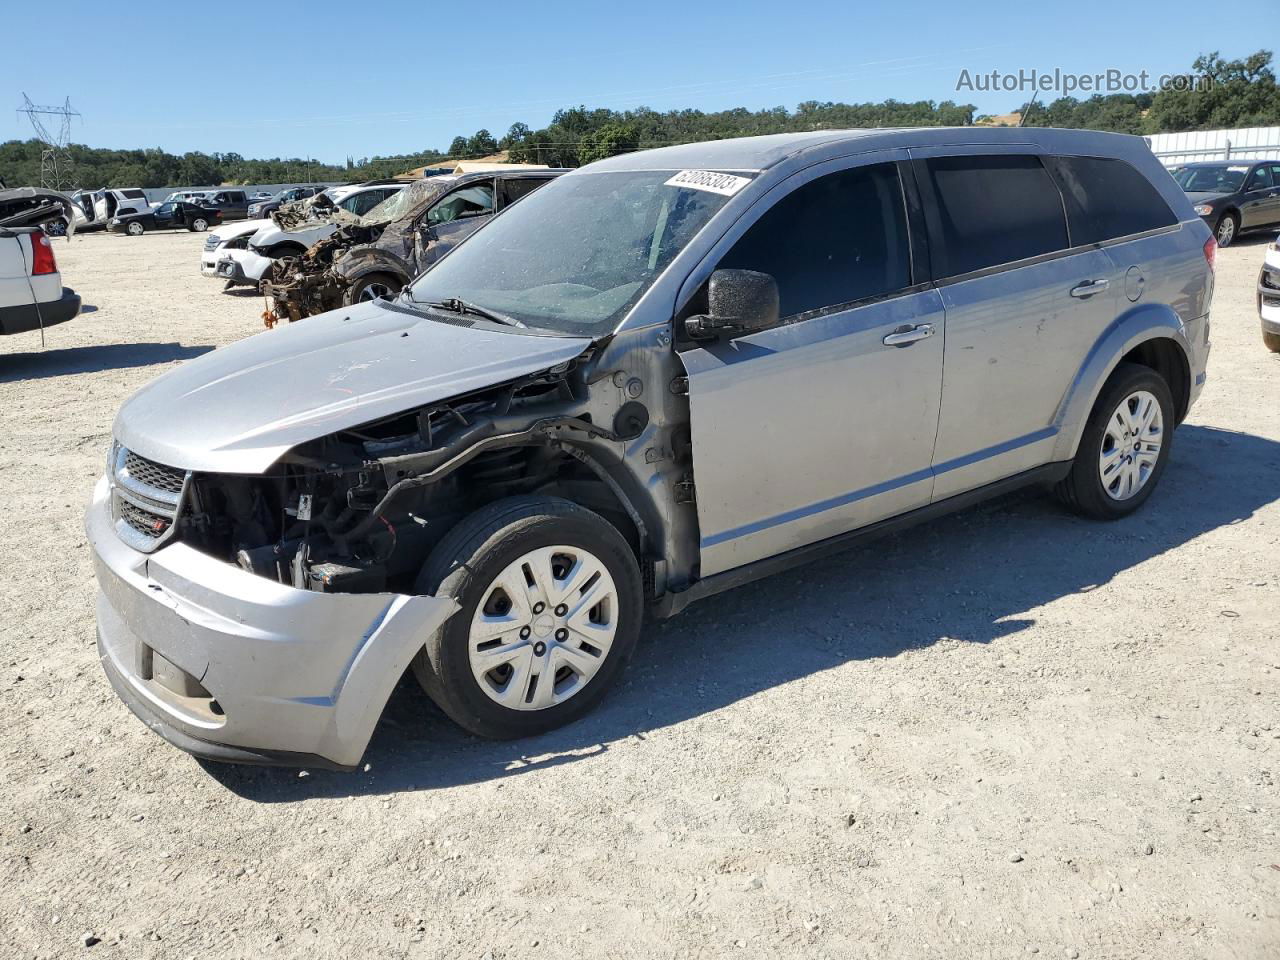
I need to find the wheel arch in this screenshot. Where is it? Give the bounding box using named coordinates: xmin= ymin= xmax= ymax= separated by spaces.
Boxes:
xmin=1052 ymin=303 xmax=1195 ymax=463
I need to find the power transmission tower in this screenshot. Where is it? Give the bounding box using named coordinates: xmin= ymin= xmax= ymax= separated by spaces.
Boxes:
xmin=19 ymin=94 xmax=80 ymax=191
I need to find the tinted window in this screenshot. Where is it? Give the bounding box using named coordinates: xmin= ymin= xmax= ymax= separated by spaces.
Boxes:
xmin=921 ymin=155 xmax=1068 ymax=278
xmin=1246 ymin=166 xmax=1274 ymax=190
xmin=1048 ymin=155 xmax=1177 ymax=244
xmin=717 ymin=163 xmax=911 ymax=319
xmin=502 ymin=177 xmax=546 ymax=206
xmin=121 ymin=189 xmax=147 ymax=200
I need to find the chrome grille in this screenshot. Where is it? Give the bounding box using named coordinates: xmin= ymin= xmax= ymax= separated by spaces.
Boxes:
xmin=203 ymin=234 xmax=221 ymax=251
xmin=118 ymin=498 xmax=173 ymax=539
xmin=110 ymin=445 xmax=188 ymax=553
xmin=123 ymin=450 xmax=185 ymax=495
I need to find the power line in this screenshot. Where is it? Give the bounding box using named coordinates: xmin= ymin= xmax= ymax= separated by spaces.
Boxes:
xmin=19 ymin=94 xmax=81 ymax=191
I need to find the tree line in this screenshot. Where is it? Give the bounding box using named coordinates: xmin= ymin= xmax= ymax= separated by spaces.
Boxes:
xmin=1013 ymin=51 xmax=1280 ymax=134
xmin=2 ymin=49 xmax=1275 ymax=190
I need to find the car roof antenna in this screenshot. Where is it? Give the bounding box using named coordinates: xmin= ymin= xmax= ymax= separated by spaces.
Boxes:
xmin=1018 ymin=92 xmax=1038 ymax=128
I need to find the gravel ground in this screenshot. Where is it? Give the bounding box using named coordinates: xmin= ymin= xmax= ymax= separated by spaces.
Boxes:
xmin=1 ymin=228 xmax=1277 ymax=960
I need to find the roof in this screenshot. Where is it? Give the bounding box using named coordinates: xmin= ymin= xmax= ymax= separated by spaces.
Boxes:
xmin=1175 ymin=159 xmax=1262 ymax=167
xmin=582 ymin=126 xmax=1154 ymax=173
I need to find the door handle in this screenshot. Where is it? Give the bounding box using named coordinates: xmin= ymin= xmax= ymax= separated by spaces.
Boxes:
xmin=882 ymin=323 xmax=935 ymax=347
xmin=1070 ymin=278 xmax=1110 ymax=298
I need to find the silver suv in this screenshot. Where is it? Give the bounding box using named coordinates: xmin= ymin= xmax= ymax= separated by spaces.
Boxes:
xmin=88 ymin=128 xmax=1213 ymax=770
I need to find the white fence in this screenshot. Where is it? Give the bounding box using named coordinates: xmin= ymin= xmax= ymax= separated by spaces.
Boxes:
xmin=1146 ymin=126 xmax=1280 ymax=166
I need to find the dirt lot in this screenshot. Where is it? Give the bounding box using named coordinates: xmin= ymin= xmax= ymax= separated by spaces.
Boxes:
xmin=1 ymin=228 xmax=1277 ymax=960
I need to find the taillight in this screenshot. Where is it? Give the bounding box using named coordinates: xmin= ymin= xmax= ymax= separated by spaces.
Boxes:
xmin=30 ymin=230 xmax=57 ymax=276
xmin=1203 ymin=235 xmax=1216 ymax=273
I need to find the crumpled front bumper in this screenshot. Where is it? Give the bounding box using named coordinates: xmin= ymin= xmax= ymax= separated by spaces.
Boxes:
xmin=215 ymin=249 xmax=273 ymax=286
xmin=86 ymin=476 xmax=457 ymax=769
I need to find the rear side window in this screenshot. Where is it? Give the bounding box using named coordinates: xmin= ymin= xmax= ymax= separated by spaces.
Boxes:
xmin=1246 ymin=166 xmax=1274 ymax=190
xmin=1049 ymin=156 xmax=1178 ymax=244
xmin=501 ymin=177 xmax=546 ymax=207
xmin=920 ymin=155 xmax=1068 ymax=278
xmin=717 ymin=162 xmax=912 ymax=319
xmin=121 ymin=189 xmax=147 ymax=200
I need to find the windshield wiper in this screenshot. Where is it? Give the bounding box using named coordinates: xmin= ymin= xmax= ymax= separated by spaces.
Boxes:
xmin=424 ymin=296 xmax=526 ymax=328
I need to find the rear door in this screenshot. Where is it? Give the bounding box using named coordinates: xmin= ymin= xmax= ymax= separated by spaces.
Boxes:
xmin=680 ymin=156 xmax=945 ymax=576
xmin=911 ymin=151 xmax=1119 ymax=499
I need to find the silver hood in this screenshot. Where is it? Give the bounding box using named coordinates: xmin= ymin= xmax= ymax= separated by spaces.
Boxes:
xmin=114 ymin=301 xmax=591 ymax=474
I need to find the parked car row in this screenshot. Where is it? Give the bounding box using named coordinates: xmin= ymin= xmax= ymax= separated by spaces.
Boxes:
xmin=198 ymin=181 xmax=410 ymax=287
xmin=260 ymin=169 xmax=563 ymax=321
xmin=90 ymin=127 xmax=1222 ymax=771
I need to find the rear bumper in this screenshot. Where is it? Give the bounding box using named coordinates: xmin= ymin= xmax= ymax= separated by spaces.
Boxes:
xmin=0 ymin=286 xmax=80 ymax=335
xmin=86 ymin=477 xmax=458 ymax=769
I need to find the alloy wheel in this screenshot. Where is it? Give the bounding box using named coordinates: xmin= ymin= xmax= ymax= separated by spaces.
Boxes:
xmin=467 ymin=545 xmax=618 ymax=711
xmin=1216 ymin=216 xmax=1235 ymax=246
xmin=1099 ymin=389 xmax=1163 ymax=501
xmin=357 ymin=281 xmax=393 ymax=302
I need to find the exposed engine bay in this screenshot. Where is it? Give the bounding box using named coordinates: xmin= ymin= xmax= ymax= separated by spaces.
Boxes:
xmin=173 ymin=352 xmax=657 ymax=594
xmin=260 ymin=221 xmax=385 ymax=324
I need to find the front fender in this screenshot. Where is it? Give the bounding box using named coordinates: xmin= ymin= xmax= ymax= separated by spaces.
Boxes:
xmin=1051 ymin=302 xmax=1194 ymax=463
xmin=333 ymin=248 xmax=412 ymax=285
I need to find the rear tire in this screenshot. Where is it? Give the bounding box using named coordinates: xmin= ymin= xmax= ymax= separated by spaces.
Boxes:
xmin=1056 ymin=362 xmax=1175 ymax=520
xmin=412 ymin=496 xmax=643 ymax=739
xmin=342 ymin=272 xmax=402 ymax=306
xmin=190 ymin=217 xmax=209 ymax=232
xmin=1214 ymin=211 xmax=1238 ymax=247
xmin=1264 ymin=331 xmax=1280 ymax=353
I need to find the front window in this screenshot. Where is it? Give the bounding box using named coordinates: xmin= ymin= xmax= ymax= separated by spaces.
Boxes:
xmin=1172 ymin=164 xmax=1248 ymax=194
xmin=361 ymin=177 xmax=453 ymax=224
xmin=407 ymin=171 xmax=736 ymax=336
xmin=427 ymin=184 xmax=494 ymax=224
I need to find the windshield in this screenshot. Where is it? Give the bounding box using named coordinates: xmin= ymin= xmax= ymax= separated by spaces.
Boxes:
xmin=407 ymin=171 xmax=735 ymax=336
xmin=362 ymin=176 xmax=454 ymax=224
xmin=1172 ymin=164 xmax=1248 ymax=193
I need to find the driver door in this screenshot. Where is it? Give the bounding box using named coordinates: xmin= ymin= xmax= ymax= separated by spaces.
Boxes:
xmin=418 ymin=180 xmax=496 ymax=269
xmin=154 ymin=203 xmax=178 ymax=228
xmin=679 ymin=158 xmax=944 ymax=577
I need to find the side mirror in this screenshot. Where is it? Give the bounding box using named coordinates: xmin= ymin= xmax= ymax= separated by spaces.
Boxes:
xmin=685 ymin=268 xmax=780 ymax=340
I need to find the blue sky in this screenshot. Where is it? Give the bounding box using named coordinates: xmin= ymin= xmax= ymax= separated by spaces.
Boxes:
xmin=2 ymin=0 xmax=1237 ymax=163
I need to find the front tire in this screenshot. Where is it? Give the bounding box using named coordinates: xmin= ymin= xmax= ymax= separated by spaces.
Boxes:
xmin=126 ymin=221 xmax=144 ymax=236
xmin=1214 ymin=211 xmax=1238 ymax=247
xmin=1264 ymin=330 xmax=1280 ymax=353
xmin=342 ymin=272 xmax=402 ymax=306
xmin=412 ymin=496 xmax=643 ymax=739
xmin=1056 ymin=362 xmax=1175 ymax=520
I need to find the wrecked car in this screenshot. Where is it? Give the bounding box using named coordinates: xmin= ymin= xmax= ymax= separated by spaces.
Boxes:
xmin=0 ymin=185 xmax=87 ymax=235
xmin=260 ymin=170 xmax=563 ymax=323
xmin=1 ymin=187 xmax=83 ymax=335
xmin=89 ymin=128 xmax=1212 ymax=770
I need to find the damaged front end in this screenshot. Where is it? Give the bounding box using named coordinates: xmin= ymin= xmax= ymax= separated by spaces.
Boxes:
xmin=261 ymin=177 xmax=458 ymax=327
xmin=166 ymin=356 xmax=623 ymax=596
xmin=260 ymin=222 xmax=383 ymax=325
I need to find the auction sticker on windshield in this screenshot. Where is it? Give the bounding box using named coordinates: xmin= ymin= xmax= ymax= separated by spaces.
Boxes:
xmin=665 ymin=170 xmax=753 ymax=196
